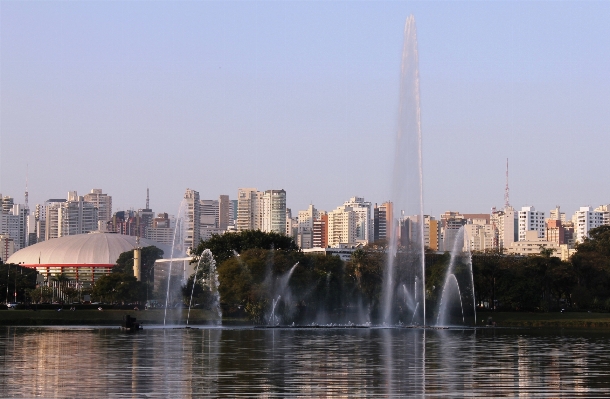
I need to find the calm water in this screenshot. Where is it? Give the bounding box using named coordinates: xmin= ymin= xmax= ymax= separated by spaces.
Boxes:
xmin=1 ymin=326 xmax=609 ymax=398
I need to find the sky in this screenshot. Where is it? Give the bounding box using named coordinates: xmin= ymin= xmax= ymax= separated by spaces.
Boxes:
xmin=1 ymin=1 xmax=609 ymax=219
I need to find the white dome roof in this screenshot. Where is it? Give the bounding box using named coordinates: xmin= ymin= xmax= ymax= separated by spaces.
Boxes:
xmin=7 ymin=232 xmax=171 ymax=265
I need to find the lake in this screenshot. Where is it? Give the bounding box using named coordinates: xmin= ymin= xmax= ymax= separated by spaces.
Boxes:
xmin=1 ymin=326 xmax=609 ymax=397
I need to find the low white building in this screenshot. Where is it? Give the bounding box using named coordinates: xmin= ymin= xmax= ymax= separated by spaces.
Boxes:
xmin=506 ymin=231 xmax=560 ymax=257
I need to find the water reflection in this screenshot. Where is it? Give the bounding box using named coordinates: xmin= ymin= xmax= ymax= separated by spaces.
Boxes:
xmin=1 ymin=326 xmax=610 ymax=397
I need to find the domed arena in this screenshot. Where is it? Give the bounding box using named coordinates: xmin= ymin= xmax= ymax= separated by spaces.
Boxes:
xmin=7 ymin=232 xmax=170 ymax=285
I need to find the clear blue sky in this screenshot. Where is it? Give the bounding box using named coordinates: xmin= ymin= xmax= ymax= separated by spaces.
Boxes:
xmin=1 ymin=1 xmax=609 ymax=218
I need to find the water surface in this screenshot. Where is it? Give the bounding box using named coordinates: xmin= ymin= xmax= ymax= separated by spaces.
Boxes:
xmin=1 ymin=326 xmax=609 ymax=397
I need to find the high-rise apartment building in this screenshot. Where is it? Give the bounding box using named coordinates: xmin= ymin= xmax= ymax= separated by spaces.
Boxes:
xmin=343 ymin=197 xmax=372 ymax=243
xmin=327 ymin=205 xmax=357 ymax=247
xmin=491 ymin=206 xmax=517 ymax=250
xmin=594 ymin=205 xmax=610 ymax=227
xmin=518 ymin=206 xmax=545 ymax=241
xmin=146 ymin=213 xmax=175 ymax=245
xmin=261 ymin=189 xmax=287 ymax=234
xmin=1 ymin=196 xmax=14 ymax=214
xmin=549 ymin=206 xmax=566 ymax=223
xmin=43 ymin=193 xmax=97 ymax=240
xmin=312 ymin=212 xmax=328 ymax=248
xmin=218 ymin=195 xmax=230 ymax=230
xmin=546 ymin=219 xmax=566 ymax=245
xmin=297 ymin=204 xmax=319 ymax=249
xmin=0 ymin=234 xmax=15 ymax=262
xmin=424 ymin=215 xmax=439 ymax=251
xmin=373 ymin=202 xmax=393 ymax=243
xmin=183 ymin=189 xmax=201 ymax=250
xmin=237 ymin=188 xmax=262 ymax=231
xmin=0 ymin=204 xmax=28 ymax=251
xmin=84 ymin=189 xmax=112 ymax=224
xmin=201 ymin=199 xmax=219 ymax=228
xmin=573 ymin=206 xmax=604 ymax=243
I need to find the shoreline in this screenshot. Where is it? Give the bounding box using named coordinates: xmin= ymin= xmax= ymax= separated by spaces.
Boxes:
xmin=2 ymin=310 xmax=610 ymax=328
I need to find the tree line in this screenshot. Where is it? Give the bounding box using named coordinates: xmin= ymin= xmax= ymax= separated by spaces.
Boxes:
xmin=4 ymin=226 xmax=610 ymax=317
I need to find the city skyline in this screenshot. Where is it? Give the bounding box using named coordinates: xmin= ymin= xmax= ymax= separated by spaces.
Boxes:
xmin=1 ymin=2 xmax=609 ymax=218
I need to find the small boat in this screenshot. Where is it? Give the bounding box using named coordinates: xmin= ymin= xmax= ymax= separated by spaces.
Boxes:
xmin=121 ymin=315 xmax=143 ymax=332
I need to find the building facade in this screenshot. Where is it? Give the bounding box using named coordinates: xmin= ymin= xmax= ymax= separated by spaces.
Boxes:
xmin=261 ymin=189 xmax=287 ymax=234
xmin=518 ymin=206 xmax=546 ymax=241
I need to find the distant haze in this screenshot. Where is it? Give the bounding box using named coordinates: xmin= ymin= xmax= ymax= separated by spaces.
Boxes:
xmin=1 ymin=2 xmax=609 ymax=218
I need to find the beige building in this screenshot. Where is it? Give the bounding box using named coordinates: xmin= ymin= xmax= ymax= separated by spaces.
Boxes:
xmin=491 ymin=206 xmax=517 ymax=250
xmin=297 ymin=204 xmax=319 ymax=249
xmin=0 ymin=234 xmax=15 ymax=263
xmin=506 ymin=231 xmax=560 ymax=257
xmin=237 ymin=188 xmax=262 ymax=231
xmin=327 ymin=205 xmax=357 ymax=247
xmin=84 ymin=189 xmax=112 ymax=224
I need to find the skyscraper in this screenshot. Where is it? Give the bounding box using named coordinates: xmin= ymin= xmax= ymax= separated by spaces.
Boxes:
xmin=84 ymin=189 xmax=112 ymax=225
xmin=261 ymin=190 xmax=287 ymax=234
xmin=183 ymin=188 xmax=201 ymax=251
xmin=237 ymin=188 xmax=262 ymax=231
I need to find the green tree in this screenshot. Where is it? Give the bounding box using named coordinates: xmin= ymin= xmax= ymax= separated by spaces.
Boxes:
xmin=194 ymin=230 xmax=299 ymax=265
xmin=0 ymin=264 xmax=39 ymax=303
xmin=27 ymin=286 xmax=53 ymax=303
xmin=571 ymin=225 xmax=610 ymax=309
xmin=113 ymin=246 xmax=164 ymax=276
xmin=92 ymin=273 xmax=143 ymax=303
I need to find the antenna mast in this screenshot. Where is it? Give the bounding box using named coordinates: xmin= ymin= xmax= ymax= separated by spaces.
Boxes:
xmin=146 ymin=188 xmax=150 ymax=210
xmin=504 ymin=158 xmax=510 ymax=209
xmin=25 ymin=164 xmax=29 ymax=210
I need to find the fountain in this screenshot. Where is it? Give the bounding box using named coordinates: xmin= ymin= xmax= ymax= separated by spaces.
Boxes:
xmin=164 ymin=198 xmax=188 ymax=326
xmin=436 ymin=226 xmax=476 ymax=326
xmin=267 ymin=262 xmax=299 ymax=325
xmin=187 ymin=249 xmax=222 ymax=325
xmin=382 ymin=15 xmax=426 ymax=326
xmin=269 ymin=295 xmax=281 ymax=325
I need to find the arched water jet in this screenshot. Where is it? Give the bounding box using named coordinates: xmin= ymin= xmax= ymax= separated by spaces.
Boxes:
xmin=186 ymin=253 xmax=205 ymax=325
xmin=435 ymin=226 xmax=476 ymax=326
xmin=436 ymin=274 xmax=464 ymax=326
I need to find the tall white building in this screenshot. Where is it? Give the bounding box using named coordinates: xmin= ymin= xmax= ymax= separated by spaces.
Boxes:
xmin=0 ymin=204 xmax=28 ymax=251
xmin=573 ymin=206 xmax=604 ymax=243
xmin=84 ymin=189 xmax=112 ymax=224
xmin=327 ymin=205 xmax=357 ymax=247
xmin=183 ymin=189 xmax=201 ymax=250
xmin=261 ymin=189 xmax=287 ymax=234
xmin=297 ymin=204 xmax=319 ymax=249
xmin=518 ymin=206 xmax=545 ymax=241
xmin=237 ymin=188 xmax=262 ymax=231
xmin=343 ymin=197 xmax=372 ymax=243
xmin=594 ymin=205 xmax=610 ymax=227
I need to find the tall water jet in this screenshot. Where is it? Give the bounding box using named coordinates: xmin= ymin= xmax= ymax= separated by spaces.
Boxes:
xmin=382 ymin=15 xmax=425 ymax=325
xmin=164 ymin=199 xmax=188 ymax=325
xmin=435 ymin=226 xmax=476 ymax=326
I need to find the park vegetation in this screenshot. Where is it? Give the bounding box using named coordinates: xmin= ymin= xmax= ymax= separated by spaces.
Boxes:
xmin=5 ymin=226 xmax=610 ymax=320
